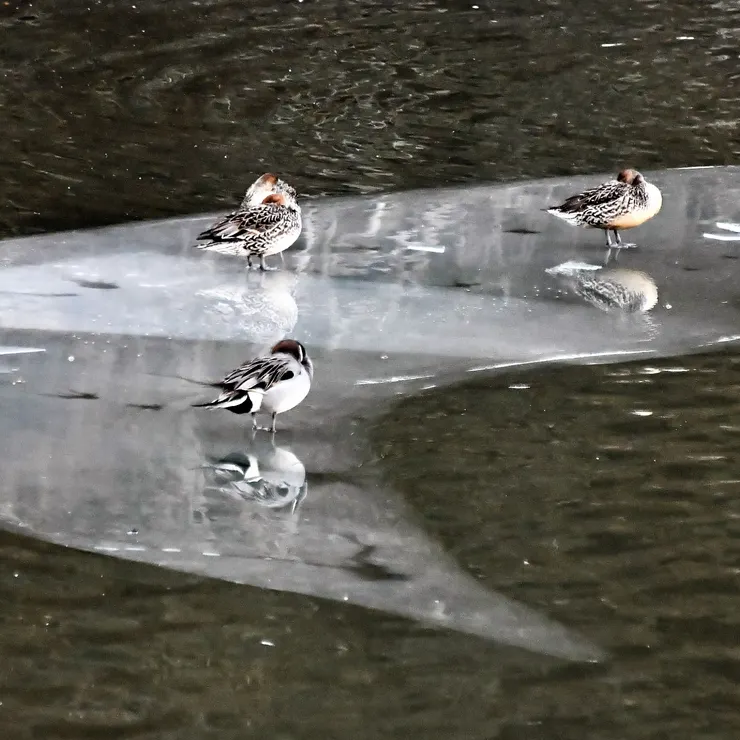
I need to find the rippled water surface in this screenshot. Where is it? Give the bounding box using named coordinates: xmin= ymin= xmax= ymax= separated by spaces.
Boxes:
xmin=375 ymin=351 xmax=740 ymax=737
xmin=2 ymin=0 xmax=740 ymax=738
xmin=2 ymin=0 xmax=740 ymax=234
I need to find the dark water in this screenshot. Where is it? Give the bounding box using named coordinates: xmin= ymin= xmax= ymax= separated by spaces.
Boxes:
xmin=375 ymin=351 xmax=740 ymax=738
xmin=2 ymin=0 xmax=740 ymax=235
xmin=2 ymin=0 xmax=740 ymax=737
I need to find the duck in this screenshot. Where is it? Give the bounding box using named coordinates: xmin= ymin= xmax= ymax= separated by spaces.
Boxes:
xmin=192 ymin=339 xmax=313 ymax=433
xmin=546 ymin=169 xmax=662 ymax=249
xmin=195 ymin=175 xmax=302 ymax=270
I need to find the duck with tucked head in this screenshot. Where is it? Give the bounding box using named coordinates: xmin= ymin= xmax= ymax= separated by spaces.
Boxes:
xmin=195 ymin=173 xmax=302 ymax=270
xmin=546 ymin=169 xmax=662 ymax=249
xmin=192 ymin=339 xmax=313 ymax=433
xmin=241 ymin=172 xmax=283 ymax=207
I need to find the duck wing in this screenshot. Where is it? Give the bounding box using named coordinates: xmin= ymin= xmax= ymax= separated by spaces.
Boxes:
xmin=197 ymin=205 xmax=289 ymax=243
xmin=192 ymin=355 xmax=296 ymax=412
xmin=221 ymin=354 xmax=296 ymax=393
xmin=553 ymin=180 xmax=629 ymax=213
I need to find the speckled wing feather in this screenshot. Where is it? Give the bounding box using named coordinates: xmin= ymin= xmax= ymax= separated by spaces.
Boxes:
xmin=553 ymin=180 xmax=629 ymax=213
xmin=196 ymin=204 xmax=290 ymax=244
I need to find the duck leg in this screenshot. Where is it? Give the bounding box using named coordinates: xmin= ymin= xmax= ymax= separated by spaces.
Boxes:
xmin=259 ymin=254 xmax=277 ymax=272
xmin=256 ymin=412 xmax=278 ymax=434
xmin=613 ymin=230 xmax=637 ymax=250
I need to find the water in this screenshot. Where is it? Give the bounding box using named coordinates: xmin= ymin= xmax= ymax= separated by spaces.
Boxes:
xmin=2 ymin=0 xmax=740 ymax=737
xmin=375 ymin=351 xmax=740 ymax=738
xmin=2 ymin=0 xmax=740 ymax=235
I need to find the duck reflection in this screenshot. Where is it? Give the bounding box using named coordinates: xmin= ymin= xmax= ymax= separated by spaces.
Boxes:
xmin=201 ymin=437 xmax=307 ymax=515
xmin=195 ymin=269 xmax=300 ymax=345
xmin=546 ymin=261 xmax=658 ymax=314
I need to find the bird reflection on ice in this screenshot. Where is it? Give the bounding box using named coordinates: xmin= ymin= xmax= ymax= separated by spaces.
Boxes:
xmin=200 ymin=440 xmax=307 ymax=515
xmin=546 ymin=261 xmax=659 ymax=314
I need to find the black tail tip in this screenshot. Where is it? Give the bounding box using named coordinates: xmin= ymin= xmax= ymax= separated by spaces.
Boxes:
xmin=191 ymin=400 xmax=215 ymax=409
